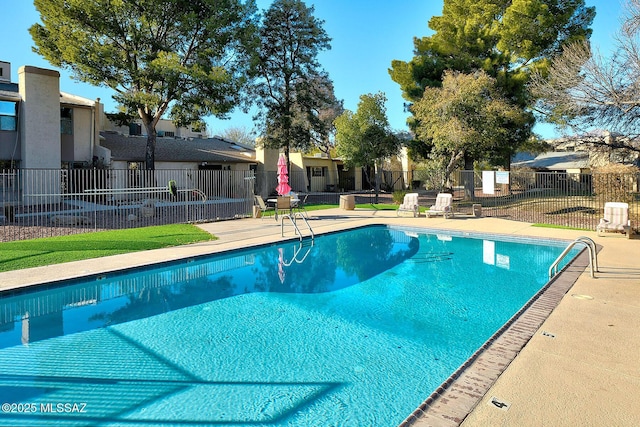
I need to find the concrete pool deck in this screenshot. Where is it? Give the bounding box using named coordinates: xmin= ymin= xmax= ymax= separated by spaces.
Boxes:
xmin=0 ymin=208 xmax=638 ymax=426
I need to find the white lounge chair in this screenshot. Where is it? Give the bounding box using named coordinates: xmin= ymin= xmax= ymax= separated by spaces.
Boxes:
xmin=397 ymin=192 xmax=420 ymax=217
xmin=426 ymin=193 xmax=454 ymax=219
xmin=597 ymin=202 xmax=631 ymax=238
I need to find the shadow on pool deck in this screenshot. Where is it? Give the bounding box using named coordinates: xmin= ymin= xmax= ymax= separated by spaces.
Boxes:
xmin=0 ymin=208 xmax=638 ymax=426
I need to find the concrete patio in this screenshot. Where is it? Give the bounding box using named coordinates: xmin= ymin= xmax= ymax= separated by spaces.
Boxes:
xmin=0 ymin=208 xmax=638 ymax=426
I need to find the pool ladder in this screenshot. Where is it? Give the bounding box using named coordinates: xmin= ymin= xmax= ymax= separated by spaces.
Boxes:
xmin=548 ymin=236 xmax=598 ymax=279
xmin=280 ymin=212 xmax=315 ymax=241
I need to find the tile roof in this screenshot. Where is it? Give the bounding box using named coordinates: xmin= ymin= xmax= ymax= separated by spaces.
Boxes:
xmin=100 ymin=132 xmax=256 ymax=164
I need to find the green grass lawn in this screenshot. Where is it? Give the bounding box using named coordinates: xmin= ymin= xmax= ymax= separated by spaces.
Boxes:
xmin=532 ymin=223 xmax=591 ymax=231
xmin=0 ymin=224 xmax=215 ymax=273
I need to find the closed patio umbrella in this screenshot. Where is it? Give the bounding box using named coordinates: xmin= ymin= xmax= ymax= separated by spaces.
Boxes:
xmin=276 ymin=154 xmax=291 ymax=195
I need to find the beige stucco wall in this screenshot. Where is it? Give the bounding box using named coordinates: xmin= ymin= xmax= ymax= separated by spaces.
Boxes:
xmin=154 ymin=119 xmax=205 ymax=139
xmin=566 ymin=168 xmax=588 ymax=174
xmin=19 ymin=66 xmax=60 ymax=169
xmin=19 ymin=66 xmax=61 ymax=204
xmin=354 ymin=166 xmax=363 ymax=190
xmin=227 ymin=162 xmax=253 ymax=171
xmin=399 ymin=147 xmax=413 ymax=190
xmin=155 ymin=161 xmax=199 ymax=171
xmin=71 ymin=106 xmax=94 ymax=164
xmin=255 ymin=145 xmax=280 ymax=173
xmin=299 ymin=155 xmax=338 ymax=192
xmin=100 ymin=114 xmax=204 ymax=140
xmin=255 ymin=146 xmax=377 ymax=192
xmin=93 ymin=102 xmax=110 ymax=166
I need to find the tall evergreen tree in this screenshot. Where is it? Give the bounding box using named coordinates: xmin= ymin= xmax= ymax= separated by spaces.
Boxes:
xmin=30 ymin=0 xmax=258 ymax=170
xmin=249 ymin=0 xmax=332 ymax=166
xmin=308 ymin=75 xmax=344 ymax=157
xmin=389 ymin=0 xmax=595 ymax=168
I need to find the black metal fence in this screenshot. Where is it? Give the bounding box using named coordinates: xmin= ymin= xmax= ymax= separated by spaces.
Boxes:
xmin=1 ymin=168 xmax=638 ymax=241
xmin=444 ymin=170 xmax=640 ymax=232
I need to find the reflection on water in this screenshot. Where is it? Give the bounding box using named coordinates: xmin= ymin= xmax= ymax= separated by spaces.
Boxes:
xmin=0 ymin=227 xmax=419 ymax=348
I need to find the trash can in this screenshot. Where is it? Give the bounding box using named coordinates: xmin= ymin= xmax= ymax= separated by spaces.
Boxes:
xmin=340 ymin=195 xmax=355 ymax=210
xmin=473 ymin=204 xmax=482 ymax=217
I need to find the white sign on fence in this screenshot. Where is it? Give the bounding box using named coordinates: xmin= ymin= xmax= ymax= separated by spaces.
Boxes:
xmin=482 ymin=171 xmax=495 ymax=194
xmin=496 ymin=171 xmax=510 ymax=184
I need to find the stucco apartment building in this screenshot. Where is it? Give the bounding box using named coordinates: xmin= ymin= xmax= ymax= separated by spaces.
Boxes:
xmin=0 ymin=61 xmax=104 ymax=171
xmin=0 ymin=60 xmax=245 ymax=172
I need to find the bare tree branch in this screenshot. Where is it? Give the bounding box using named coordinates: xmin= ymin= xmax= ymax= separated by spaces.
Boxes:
xmin=529 ymin=0 xmax=640 ymax=155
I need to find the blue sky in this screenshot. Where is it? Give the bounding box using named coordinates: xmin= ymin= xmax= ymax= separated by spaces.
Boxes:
xmin=0 ymin=0 xmax=624 ymax=139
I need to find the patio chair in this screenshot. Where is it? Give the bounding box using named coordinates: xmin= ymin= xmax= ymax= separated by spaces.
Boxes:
xmin=276 ymin=196 xmax=292 ymax=220
xmin=426 ymin=193 xmax=454 ymax=219
xmin=289 ymin=191 xmax=299 ymax=208
xmin=254 ymin=195 xmax=275 ymax=220
xmin=597 ymin=202 xmax=631 ymax=238
xmin=293 ymin=193 xmax=309 ymax=218
xmin=397 ymin=192 xmax=419 ymax=217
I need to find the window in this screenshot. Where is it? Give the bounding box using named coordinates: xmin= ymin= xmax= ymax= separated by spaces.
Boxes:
xmin=312 ymin=167 xmax=325 ymax=177
xmin=60 ymin=107 xmax=73 ymax=135
xmin=0 ymin=160 xmax=16 ymax=168
xmin=0 ymin=100 xmax=17 ymax=131
xmin=164 ymin=131 xmax=175 ymax=137
xmin=129 ymin=123 xmax=142 ymax=135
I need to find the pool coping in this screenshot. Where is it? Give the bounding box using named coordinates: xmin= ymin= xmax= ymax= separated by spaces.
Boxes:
xmin=399 ymin=246 xmax=591 ymax=426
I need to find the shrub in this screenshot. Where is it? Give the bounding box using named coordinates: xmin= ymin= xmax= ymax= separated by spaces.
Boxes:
xmin=510 ymin=167 xmax=536 ymax=191
xmin=414 ymin=168 xmax=446 ymax=190
xmin=392 ymin=190 xmax=407 ymax=204
xmin=592 ymin=164 xmax=640 ymax=203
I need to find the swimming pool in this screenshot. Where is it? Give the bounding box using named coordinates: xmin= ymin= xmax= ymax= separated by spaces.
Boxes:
xmin=0 ymin=225 xmax=579 ymax=426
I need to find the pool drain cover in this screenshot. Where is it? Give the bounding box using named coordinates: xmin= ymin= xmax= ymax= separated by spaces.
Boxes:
xmin=489 ymin=396 xmax=511 ymax=411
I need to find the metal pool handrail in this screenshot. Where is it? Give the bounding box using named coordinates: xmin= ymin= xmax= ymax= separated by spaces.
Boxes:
xmin=280 ymin=212 xmax=315 ymax=241
xmin=549 ymin=236 xmax=598 ymax=279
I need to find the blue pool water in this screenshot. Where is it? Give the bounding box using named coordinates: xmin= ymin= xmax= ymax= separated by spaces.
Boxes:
xmin=0 ymin=226 xmax=578 ymax=426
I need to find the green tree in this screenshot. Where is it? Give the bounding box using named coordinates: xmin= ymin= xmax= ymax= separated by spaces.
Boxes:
xmin=249 ymin=0 xmax=332 ymax=166
xmin=30 ymin=0 xmax=258 ymax=170
xmin=389 ymin=0 xmax=595 ymax=168
xmin=335 ymin=92 xmax=402 ymax=203
xmin=413 ymin=71 xmax=530 ymax=189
